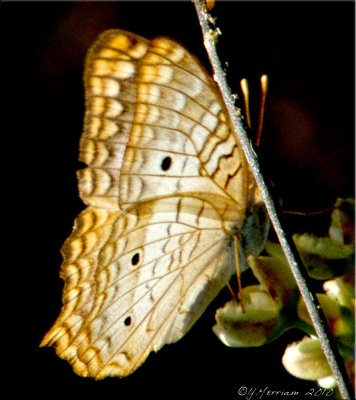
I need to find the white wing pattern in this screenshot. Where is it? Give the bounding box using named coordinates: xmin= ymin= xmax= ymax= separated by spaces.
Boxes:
xmin=41 ymin=30 xmax=257 ymax=378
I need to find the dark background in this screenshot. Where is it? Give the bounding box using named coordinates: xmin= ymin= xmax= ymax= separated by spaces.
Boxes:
xmin=3 ymin=1 xmax=354 ymax=398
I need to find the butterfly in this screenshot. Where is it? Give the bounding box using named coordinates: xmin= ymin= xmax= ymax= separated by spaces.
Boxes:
xmin=40 ymin=29 xmax=269 ymax=379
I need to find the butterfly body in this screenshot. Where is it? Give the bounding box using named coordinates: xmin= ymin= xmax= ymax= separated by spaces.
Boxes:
xmin=41 ymin=30 xmax=265 ymax=379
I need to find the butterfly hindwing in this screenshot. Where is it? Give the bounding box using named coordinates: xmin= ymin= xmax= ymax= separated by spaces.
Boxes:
xmin=41 ymin=196 xmax=235 ymax=378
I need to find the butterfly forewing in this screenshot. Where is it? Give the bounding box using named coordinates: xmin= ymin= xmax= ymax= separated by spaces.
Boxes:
xmin=41 ymin=30 xmax=255 ymax=379
xmin=78 ymin=31 xmax=151 ymax=209
xmin=79 ymin=30 xmax=250 ymax=215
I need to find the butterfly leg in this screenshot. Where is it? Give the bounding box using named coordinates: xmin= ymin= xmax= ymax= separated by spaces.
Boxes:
xmin=233 ymin=234 xmax=246 ymax=313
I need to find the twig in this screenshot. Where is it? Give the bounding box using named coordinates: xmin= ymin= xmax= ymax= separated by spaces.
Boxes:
xmin=193 ymin=1 xmax=352 ymax=398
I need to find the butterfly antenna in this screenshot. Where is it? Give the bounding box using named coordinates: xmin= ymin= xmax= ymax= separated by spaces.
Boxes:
xmin=256 ymin=74 xmax=268 ymax=147
xmin=240 ymin=78 xmax=252 ymax=130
